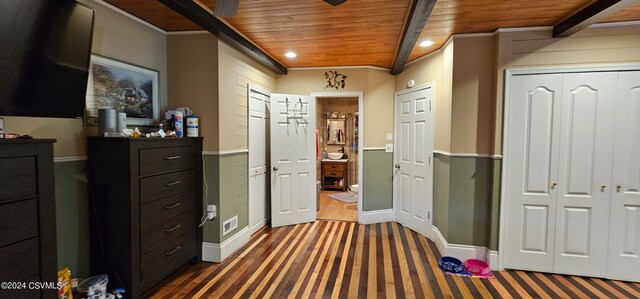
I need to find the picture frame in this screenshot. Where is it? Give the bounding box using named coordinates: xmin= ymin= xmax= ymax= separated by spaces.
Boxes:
xmin=85 ymin=54 xmax=159 ymax=126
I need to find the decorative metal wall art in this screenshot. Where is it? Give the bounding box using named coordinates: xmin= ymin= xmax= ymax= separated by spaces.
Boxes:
xmin=324 ymin=71 xmax=348 ymax=90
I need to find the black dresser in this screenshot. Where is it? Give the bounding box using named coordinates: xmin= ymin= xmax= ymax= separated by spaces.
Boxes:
xmin=87 ymin=137 xmax=203 ymax=298
xmin=0 ymin=139 xmax=57 ymax=299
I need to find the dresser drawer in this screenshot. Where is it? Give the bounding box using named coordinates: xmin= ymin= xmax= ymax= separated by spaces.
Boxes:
xmin=140 ymin=229 xmax=196 ymax=281
xmin=0 ymin=199 xmax=38 ymax=247
xmin=140 ymin=170 xmax=196 ymax=203
xmin=322 ymin=163 xmax=345 ymax=172
xmin=0 ymin=157 xmax=36 ymax=202
xmin=0 ymin=238 xmax=39 ymax=282
xmin=139 ymin=146 xmax=197 ymax=176
xmin=324 ymin=170 xmax=344 ymax=177
xmin=141 ymin=191 xmax=196 ymax=230
xmin=141 ymin=210 xmax=196 ymax=254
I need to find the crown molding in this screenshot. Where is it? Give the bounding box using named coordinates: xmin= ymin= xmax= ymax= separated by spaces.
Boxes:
xmin=166 ymin=30 xmax=210 ymax=35
xmin=288 ymin=65 xmax=391 ymax=72
xmin=589 ymin=20 xmax=640 ymax=28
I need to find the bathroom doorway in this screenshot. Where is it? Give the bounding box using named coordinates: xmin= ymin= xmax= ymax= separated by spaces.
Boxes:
xmin=315 ymin=96 xmax=360 ymax=222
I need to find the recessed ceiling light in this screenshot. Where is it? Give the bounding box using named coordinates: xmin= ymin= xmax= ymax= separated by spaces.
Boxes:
xmin=419 ymin=40 xmax=435 ymax=47
xmin=284 ymin=51 xmax=297 ymax=58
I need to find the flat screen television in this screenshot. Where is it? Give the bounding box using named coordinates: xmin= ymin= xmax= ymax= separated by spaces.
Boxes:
xmin=0 ymin=0 xmax=95 ymax=118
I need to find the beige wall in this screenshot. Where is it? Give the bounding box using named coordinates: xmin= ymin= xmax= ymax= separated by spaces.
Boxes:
xmin=167 ymin=33 xmax=219 ymax=151
xmin=218 ymin=41 xmax=276 ymax=151
xmin=3 ymin=0 xmax=167 ymax=157
xmin=494 ymin=24 xmax=640 ymax=155
xmin=395 ymin=41 xmax=453 ymax=152
xmin=450 ymin=36 xmax=496 ymax=154
xmin=276 ymin=68 xmax=395 ymax=148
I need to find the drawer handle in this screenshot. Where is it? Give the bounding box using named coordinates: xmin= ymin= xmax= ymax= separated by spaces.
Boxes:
xmin=165 ymin=224 xmax=182 ymax=232
xmin=164 ymin=202 xmax=182 ymax=209
xmin=165 ymin=155 xmax=182 ymax=160
xmin=331 ymin=172 xmax=337 ymax=175
xmin=165 ymin=180 xmax=182 ymax=187
xmin=165 ymin=246 xmax=182 ymax=256
xmin=331 ymin=165 xmax=337 ymax=168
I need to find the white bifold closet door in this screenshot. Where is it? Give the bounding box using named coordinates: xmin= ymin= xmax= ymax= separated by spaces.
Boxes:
xmin=607 ymin=71 xmax=640 ymax=282
xmin=553 ymin=72 xmax=616 ymax=277
xmin=504 ymin=74 xmax=563 ymax=272
xmin=504 ymin=71 xmax=637 ymax=279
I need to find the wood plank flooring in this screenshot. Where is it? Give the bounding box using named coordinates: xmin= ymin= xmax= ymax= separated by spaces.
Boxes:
xmin=145 ymin=221 xmax=640 ymax=298
xmin=317 ymin=191 xmax=358 ymax=222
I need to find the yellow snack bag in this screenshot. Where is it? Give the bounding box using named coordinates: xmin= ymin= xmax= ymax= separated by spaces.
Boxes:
xmin=57 ymin=267 xmax=73 ymax=299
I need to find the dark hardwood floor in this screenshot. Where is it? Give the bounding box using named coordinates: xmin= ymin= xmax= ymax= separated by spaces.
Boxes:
xmin=145 ymin=221 xmax=640 ymax=298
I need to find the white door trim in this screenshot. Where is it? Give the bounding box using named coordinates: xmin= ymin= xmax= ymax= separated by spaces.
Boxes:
xmin=311 ymin=91 xmax=364 ymax=223
xmin=393 ymin=82 xmax=435 ymax=238
xmin=499 ymin=63 xmax=640 ymax=271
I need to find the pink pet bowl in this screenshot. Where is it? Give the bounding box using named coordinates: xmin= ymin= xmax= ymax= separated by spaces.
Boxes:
xmin=464 ymin=259 xmax=491 ymax=277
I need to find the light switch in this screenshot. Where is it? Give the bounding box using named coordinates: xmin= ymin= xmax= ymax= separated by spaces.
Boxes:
xmin=386 ymin=133 xmax=393 ymax=141
xmin=385 ymin=143 xmax=393 ymax=152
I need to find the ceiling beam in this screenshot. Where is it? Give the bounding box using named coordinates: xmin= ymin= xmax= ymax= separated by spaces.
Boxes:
xmin=391 ymin=0 xmax=437 ymax=75
xmin=159 ymin=0 xmax=287 ymax=75
xmin=553 ymin=0 xmax=637 ymax=37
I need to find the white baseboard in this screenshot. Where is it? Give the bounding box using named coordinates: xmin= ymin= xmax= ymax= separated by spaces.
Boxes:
xmin=202 ymin=226 xmax=250 ymax=263
xmin=249 ymin=217 xmax=270 ymax=235
xmin=360 ymin=209 xmax=393 ymax=224
xmin=431 ymin=226 xmax=499 ymax=271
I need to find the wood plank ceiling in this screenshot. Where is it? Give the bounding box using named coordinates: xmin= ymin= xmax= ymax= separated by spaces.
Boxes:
xmin=105 ymin=0 xmax=640 ymax=69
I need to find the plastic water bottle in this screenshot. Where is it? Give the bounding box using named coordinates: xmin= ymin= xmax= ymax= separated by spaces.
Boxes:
xmin=175 ymin=111 xmax=184 ymax=137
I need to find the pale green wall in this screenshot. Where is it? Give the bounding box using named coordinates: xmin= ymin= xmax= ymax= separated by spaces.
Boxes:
xmin=362 ymin=150 xmax=393 ymax=211
xmin=55 ymin=160 xmax=90 ymax=277
xmin=218 ymin=153 xmax=249 ymax=243
xmin=202 ymin=154 xmax=221 ymax=243
xmin=432 ymin=153 xmax=501 ymax=250
xmin=433 ymin=154 xmax=450 ymax=237
xmin=201 ymin=153 xmax=248 ymax=244
xmin=447 ymin=157 xmax=492 ymax=247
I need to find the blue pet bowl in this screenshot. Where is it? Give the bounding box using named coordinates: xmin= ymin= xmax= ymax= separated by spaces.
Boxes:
xmin=439 ymin=256 xmax=463 ymax=273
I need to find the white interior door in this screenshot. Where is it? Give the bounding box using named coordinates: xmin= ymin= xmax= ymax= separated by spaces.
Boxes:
xmin=503 ymin=74 xmax=563 ymax=272
xmin=270 ymin=93 xmax=316 ymax=227
xmin=607 ymin=71 xmax=640 ymax=282
xmin=248 ymin=85 xmax=270 ymax=234
xmin=394 ymin=85 xmax=433 ymax=238
xmin=554 ymin=72 xmax=617 ymax=277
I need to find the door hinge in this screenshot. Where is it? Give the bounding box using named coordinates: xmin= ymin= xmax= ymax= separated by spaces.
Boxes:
xmin=428 ymin=156 xmax=431 ymax=167
xmin=428 ymin=211 xmax=430 ymax=219
xmin=429 ymin=101 xmax=432 ymax=111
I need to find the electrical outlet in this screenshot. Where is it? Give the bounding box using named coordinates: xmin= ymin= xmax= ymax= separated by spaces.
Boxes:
xmin=385 ymin=143 xmax=393 ymax=152
xmin=385 ymin=133 xmax=393 ymax=141
xmin=207 ymin=204 xmax=216 ymax=219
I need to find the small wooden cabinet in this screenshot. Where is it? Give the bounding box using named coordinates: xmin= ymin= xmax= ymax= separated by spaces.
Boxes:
xmin=0 ymin=139 xmax=57 ymax=299
xmin=321 ymin=160 xmax=348 ymax=191
xmin=87 ymin=137 xmax=203 ymax=298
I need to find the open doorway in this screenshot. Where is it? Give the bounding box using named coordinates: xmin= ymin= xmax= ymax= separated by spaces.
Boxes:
xmin=315 ymin=97 xmax=359 ymax=222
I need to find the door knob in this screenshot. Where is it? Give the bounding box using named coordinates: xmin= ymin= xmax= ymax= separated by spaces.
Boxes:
xmin=616 ymin=185 xmax=622 ymax=192
xmin=395 ymin=164 xmax=400 ymax=169
xmin=601 ymin=184 xmax=607 ymax=192
xmin=273 ymin=166 xmax=278 ymax=171
xmin=551 ymin=182 xmax=557 ymax=189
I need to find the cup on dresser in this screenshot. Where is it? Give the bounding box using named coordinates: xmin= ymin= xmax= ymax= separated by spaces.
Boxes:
xmin=98 ymin=108 xmax=116 ymax=136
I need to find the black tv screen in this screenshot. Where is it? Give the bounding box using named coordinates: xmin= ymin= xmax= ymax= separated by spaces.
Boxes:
xmin=0 ymin=0 xmax=95 ymax=118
